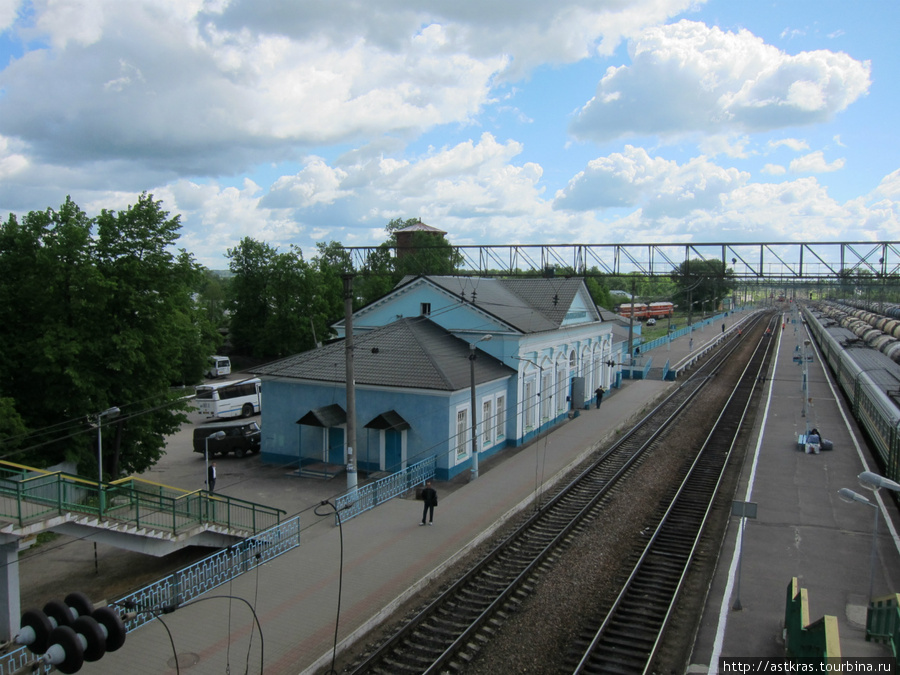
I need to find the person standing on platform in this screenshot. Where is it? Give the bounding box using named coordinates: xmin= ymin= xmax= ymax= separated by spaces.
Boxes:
xmin=689 ymin=337 xmax=693 ymax=351
xmin=594 ymin=386 xmax=605 ymax=409
xmin=420 ymin=480 xmax=437 ymax=526
xmin=207 ymin=462 xmax=217 ymax=493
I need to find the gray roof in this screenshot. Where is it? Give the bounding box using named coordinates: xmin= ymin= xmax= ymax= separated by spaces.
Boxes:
xmin=252 ymin=317 xmax=514 ymax=391
xmin=297 ymin=404 xmax=346 ymax=427
xmin=395 ymin=221 xmax=446 ymax=234
xmin=395 ymin=276 xmax=591 ymax=333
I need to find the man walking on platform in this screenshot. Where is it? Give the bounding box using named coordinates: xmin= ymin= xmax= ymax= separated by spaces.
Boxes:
xmin=420 ymin=480 xmax=437 ymax=526
xmin=594 ymin=386 xmax=605 ymax=409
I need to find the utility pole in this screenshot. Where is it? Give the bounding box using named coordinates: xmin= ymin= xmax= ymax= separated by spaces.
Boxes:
xmin=342 ymin=273 xmax=358 ymax=494
xmin=627 ymin=278 xmax=636 ymax=363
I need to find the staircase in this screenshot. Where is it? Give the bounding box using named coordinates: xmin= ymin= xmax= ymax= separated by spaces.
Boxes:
xmin=0 ymin=461 xmax=285 ymax=553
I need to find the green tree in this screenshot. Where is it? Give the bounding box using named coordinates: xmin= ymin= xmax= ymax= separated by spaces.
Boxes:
xmin=226 ymin=239 xmax=347 ymax=359
xmin=355 ymin=218 xmax=463 ymax=305
xmin=196 ymin=269 xmax=230 ymax=334
xmin=670 ymin=258 xmax=735 ymax=316
xmin=226 ymin=238 xmax=279 ymax=358
xmin=0 ymin=194 xmax=214 ymax=477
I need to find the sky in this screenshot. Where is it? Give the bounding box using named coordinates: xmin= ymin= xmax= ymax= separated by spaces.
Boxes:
xmin=0 ymin=0 xmax=897 ymax=269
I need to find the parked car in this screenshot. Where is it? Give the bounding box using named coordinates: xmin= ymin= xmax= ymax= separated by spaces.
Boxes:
xmin=646 ymin=318 xmax=656 ymax=326
xmin=193 ymin=420 xmax=261 ymax=458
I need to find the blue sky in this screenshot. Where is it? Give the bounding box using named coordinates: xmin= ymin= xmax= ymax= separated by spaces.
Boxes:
xmin=0 ymin=0 xmax=897 ymax=268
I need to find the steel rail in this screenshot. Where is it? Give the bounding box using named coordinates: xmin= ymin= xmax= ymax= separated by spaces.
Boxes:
xmin=570 ymin=315 xmax=778 ymax=674
xmin=345 ymin=313 xmax=768 ymax=675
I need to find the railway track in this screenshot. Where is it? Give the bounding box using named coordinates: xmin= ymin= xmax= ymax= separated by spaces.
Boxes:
xmin=567 ymin=314 xmax=777 ymax=674
xmin=343 ymin=313 xmax=771 ymax=675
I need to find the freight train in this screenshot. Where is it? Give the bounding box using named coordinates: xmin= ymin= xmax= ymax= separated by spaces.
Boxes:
xmin=804 ymin=305 xmax=900 ymax=486
xmin=815 ymin=302 xmax=900 ymax=363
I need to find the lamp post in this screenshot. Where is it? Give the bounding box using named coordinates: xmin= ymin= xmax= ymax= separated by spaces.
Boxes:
xmin=205 ymin=431 xmax=226 ymax=492
xmin=839 ymin=471 xmax=900 ymax=601
xmin=469 ymin=334 xmax=492 ymax=480
xmin=96 ymin=406 xmax=120 ymax=518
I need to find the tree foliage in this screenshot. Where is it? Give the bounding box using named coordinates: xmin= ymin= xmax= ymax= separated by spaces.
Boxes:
xmin=355 ymin=217 xmax=463 ymax=305
xmin=0 ymin=194 xmax=217 ymax=477
xmin=670 ymin=258 xmax=735 ymax=313
xmin=226 ymin=238 xmax=348 ymax=359
xmin=226 ymin=219 xmax=465 ymax=360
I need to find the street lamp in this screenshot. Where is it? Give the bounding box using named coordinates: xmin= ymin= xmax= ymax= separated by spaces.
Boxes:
xmin=96 ymin=406 xmax=120 ymax=518
xmin=469 ymin=334 xmax=492 ymax=480
xmin=839 ymin=471 xmax=900 ymax=601
xmin=205 ymin=431 xmax=226 ymax=493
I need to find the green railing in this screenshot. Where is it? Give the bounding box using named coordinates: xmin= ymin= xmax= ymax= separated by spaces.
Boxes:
xmin=785 ymin=577 xmax=842 ymax=661
xmin=867 ymin=593 xmax=900 ymax=665
xmin=0 ymin=461 xmax=284 ymax=537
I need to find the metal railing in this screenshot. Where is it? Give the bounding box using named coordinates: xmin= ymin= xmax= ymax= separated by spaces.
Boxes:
xmin=333 ymin=457 xmax=437 ymax=524
xmin=0 ymin=516 xmax=302 ymax=675
xmin=867 ymin=593 xmax=900 ymax=662
xmin=114 ymin=515 xmax=301 ymax=631
xmin=0 ymin=462 xmax=284 ymax=537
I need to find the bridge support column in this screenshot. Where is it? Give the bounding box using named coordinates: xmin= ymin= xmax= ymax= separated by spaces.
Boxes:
xmin=0 ymin=536 xmax=19 ymax=641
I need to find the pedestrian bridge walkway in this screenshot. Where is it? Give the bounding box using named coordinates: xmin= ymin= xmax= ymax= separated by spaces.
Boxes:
xmin=0 ymin=460 xmax=285 ymax=555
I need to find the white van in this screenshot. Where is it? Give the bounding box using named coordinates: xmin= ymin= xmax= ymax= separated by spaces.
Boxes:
xmin=206 ymin=355 xmax=232 ymax=379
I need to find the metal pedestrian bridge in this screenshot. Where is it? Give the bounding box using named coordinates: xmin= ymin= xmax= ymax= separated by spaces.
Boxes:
xmin=0 ymin=460 xmax=285 ymax=553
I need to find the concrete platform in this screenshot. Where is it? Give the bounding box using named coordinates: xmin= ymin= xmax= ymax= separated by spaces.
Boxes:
xmin=689 ymin=309 xmax=900 ymax=670
xmin=95 ymin=307 xmax=899 ymax=673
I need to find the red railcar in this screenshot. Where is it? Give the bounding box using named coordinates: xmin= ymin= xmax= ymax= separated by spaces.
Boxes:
xmin=617 ymin=303 xmax=648 ymax=318
xmin=648 ymin=302 xmax=674 ymax=318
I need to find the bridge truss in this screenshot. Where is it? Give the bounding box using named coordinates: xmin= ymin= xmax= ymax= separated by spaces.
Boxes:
xmin=342 ymin=241 xmax=900 ymax=280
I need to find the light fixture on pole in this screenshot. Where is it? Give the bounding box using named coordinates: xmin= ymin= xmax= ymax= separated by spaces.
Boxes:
xmin=469 ymin=334 xmax=492 ymax=480
xmin=839 ymin=472 xmax=900 ymax=602
xmin=205 ymin=431 xmax=226 ymax=492
xmin=96 ymin=406 xmax=120 ymax=518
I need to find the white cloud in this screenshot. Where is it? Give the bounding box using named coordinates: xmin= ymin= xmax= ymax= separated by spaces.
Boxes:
xmin=0 ymin=0 xmax=20 ymax=31
xmin=0 ymin=0 xmax=697 ymax=180
xmin=768 ymin=138 xmax=809 ymax=152
xmin=553 ymin=146 xmax=749 ymax=217
xmin=762 ymin=163 xmax=787 ymax=175
xmin=570 ymin=20 xmax=871 ymax=142
xmin=873 ymin=169 xmax=900 ymax=199
xmin=789 ymin=151 xmax=845 ymax=173
xmin=699 ymin=134 xmax=752 ymax=158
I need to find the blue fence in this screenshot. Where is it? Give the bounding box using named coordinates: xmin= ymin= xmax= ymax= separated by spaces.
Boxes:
xmin=334 ymin=457 xmax=437 ymax=524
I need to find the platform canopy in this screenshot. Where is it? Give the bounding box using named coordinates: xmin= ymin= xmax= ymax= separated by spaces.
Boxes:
xmin=364 ymin=410 xmax=411 ymax=431
xmin=296 ymin=404 xmax=346 ymax=427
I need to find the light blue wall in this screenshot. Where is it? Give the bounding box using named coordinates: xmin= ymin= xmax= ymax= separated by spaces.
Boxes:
xmin=353 ymin=284 xmax=507 ymax=334
xmin=260 ymin=375 xmax=514 ymax=480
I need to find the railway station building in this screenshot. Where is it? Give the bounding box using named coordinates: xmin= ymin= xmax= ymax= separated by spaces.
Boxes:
xmin=252 ymin=275 xmax=618 ymax=480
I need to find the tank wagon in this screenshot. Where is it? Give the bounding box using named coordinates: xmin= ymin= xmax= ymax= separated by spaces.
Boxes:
xmin=805 ymin=306 xmax=900 ymax=485
xmin=817 ymin=302 xmax=900 ymax=363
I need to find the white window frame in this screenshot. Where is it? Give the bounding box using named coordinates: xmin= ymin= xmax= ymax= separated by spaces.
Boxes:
xmin=455 ymin=407 xmax=469 ymax=462
xmin=524 ymin=377 xmax=536 ymax=431
xmin=541 ymin=370 xmax=552 ymax=421
xmin=555 ymin=357 xmax=568 ymax=414
xmin=495 ymin=394 xmax=506 ymax=443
